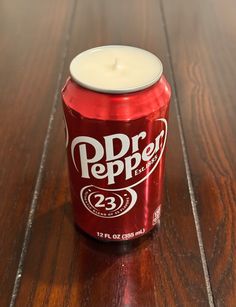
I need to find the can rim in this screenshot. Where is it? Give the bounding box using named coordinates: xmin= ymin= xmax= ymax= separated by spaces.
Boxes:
xmin=69 ymin=45 xmax=163 ymax=94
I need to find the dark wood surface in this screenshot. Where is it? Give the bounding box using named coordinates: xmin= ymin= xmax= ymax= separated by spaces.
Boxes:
xmin=0 ymin=0 xmax=235 ymax=306
xmin=163 ymin=0 xmax=236 ymax=305
xmin=0 ymin=0 xmax=75 ymax=306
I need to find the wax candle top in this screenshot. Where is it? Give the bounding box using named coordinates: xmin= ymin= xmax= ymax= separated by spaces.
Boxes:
xmin=70 ymin=45 xmax=163 ymax=93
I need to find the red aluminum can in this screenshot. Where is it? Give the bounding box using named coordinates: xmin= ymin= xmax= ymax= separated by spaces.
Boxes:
xmin=62 ymin=48 xmax=171 ymax=241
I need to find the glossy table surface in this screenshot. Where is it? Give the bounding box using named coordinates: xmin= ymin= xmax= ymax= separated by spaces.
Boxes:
xmin=0 ymin=0 xmax=235 ymax=306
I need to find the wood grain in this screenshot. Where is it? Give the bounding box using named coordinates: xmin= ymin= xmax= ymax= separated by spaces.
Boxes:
xmin=14 ymin=0 xmax=210 ymax=306
xmin=0 ymin=0 xmax=75 ymax=305
xmin=162 ymin=0 xmax=236 ymax=305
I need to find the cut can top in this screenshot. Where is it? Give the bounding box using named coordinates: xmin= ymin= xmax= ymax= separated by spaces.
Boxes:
xmin=69 ymin=45 xmax=163 ymax=94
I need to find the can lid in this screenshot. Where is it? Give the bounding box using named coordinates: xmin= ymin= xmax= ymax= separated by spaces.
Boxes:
xmin=70 ymin=45 xmax=163 ymax=94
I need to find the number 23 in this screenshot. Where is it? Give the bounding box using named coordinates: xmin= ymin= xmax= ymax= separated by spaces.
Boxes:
xmin=94 ymin=194 xmax=116 ymax=211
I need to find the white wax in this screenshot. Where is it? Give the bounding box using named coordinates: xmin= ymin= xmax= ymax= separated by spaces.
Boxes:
xmin=70 ymin=45 xmax=163 ymax=93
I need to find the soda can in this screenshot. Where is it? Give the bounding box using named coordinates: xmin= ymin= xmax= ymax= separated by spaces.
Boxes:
xmin=61 ymin=46 xmax=171 ymax=241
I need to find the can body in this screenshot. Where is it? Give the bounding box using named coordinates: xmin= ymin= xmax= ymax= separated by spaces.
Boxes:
xmin=62 ymin=75 xmax=171 ymax=241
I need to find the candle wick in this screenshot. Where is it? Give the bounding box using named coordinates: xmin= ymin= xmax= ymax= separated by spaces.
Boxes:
xmin=112 ymin=58 xmax=119 ymax=70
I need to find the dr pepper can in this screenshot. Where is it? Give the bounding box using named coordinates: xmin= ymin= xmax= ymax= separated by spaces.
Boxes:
xmin=61 ymin=46 xmax=171 ymax=241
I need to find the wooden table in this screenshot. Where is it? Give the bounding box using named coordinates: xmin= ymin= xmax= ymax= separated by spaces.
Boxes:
xmin=1 ymin=0 xmax=235 ymax=306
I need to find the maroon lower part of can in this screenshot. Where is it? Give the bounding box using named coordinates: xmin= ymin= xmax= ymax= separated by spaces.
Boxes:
xmin=62 ymin=77 xmax=171 ymax=241
xmin=71 ymin=181 xmax=163 ymax=241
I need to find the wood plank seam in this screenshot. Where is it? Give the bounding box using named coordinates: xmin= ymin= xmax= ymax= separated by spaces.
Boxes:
xmin=8 ymin=1 xmax=78 ymax=305
xmin=159 ymin=0 xmax=215 ymax=306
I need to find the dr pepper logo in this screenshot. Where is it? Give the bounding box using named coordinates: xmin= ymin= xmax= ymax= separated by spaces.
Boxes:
xmin=68 ymin=118 xmax=167 ymax=218
xmin=71 ymin=118 xmax=167 ymax=188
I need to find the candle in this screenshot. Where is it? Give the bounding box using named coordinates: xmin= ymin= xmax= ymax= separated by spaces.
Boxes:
xmin=62 ymin=45 xmax=171 ymax=241
xmin=70 ymin=45 xmax=163 ymax=93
